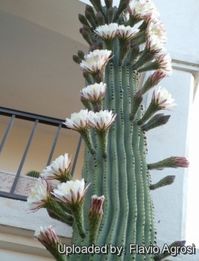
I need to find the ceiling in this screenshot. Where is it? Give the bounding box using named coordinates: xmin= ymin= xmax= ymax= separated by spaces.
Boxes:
xmin=0 ymin=0 xmax=88 ymax=119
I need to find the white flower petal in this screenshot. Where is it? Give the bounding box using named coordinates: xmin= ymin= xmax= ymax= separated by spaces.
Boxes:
xmin=156 ymin=53 xmax=172 ymax=74
xmin=80 ymin=82 xmax=106 ymax=102
xmin=63 ymin=109 xmax=90 ymax=131
xmin=53 ymin=179 xmax=87 ymax=204
xmin=95 ymin=23 xmax=119 ymax=39
xmin=27 ymin=178 xmax=48 ymax=210
xmin=80 ymin=49 xmax=112 ymax=73
xmin=41 ymin=153 xmax=71 ymax=180
xmin=147 ymin=18 xmax=167 ymax=51
xmin=88 ymin=110 xmax=116 ymax=131
xmin=117 ymin=25 xmax=139 ymax=40
xmin=129 ymin=0 xmax=159 ymax=18
xmin=153 ymin=86 xmax=176 ymax=109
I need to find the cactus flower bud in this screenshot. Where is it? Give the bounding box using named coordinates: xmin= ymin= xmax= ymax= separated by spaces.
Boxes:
xmin=141 ymin=70 xmax=167 ymax=94
xmin=150 ymin=175 xmax=175 ymax=190
xmin=148 ymin=156 xmax=189 ymax=170
xmin=90 ymin=195 xmax=105 ymax=216
xmin=148 ymin=69 xmax=167 ymax=85
xmin=34 ymin=226 xmax=64 ymax=260
xmin=35 ymin=225 xmax=60 ymax=248
xmin=89 ymin=195 xmax=105 ymax=243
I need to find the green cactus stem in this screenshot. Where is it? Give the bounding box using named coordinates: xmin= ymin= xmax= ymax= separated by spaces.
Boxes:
xmin=71 ymin=203 xmax=86 ymax=239
xmin=46 ymin=199 xmax=73 ymax=226
xmin=80 ymin=129 xmax=96 ymax=155
xmin=97 ymin=130 xmax=108 ymax=159
xmin=70 ymin=64 xmax=155 ymax=261
xmin=137 ymin=101 xmax=160 ymax=126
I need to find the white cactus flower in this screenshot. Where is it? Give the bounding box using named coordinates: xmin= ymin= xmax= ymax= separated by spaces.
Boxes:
xmin=35 ymin=225 xmax=59 ymax=247
xmin=117 ymin=25 xmax=139 ymax=40
xmin=152 ymin=86 xmax=176 ymax=109
xmin=95 ymin=23 xmax=119 ymax=40
xmin=27 ymin=178 xmax=49 ymax=210
xmin=41 ymin=154 xmax=71 ymax=180
xmin=88 ymin=110 xmax=116 ymax=131
xmin=80 ymin=49 xmax=112 ymax=73
xmin=156 ymin=52 xmax=172 ymax=74
xmin=52 ymin=179 xmax=89 ymax=204
xmin=147 ymin=19 xmax=167 ymax=50
xmin=63 ymin=109 xmax=90 ymax=131
xmin=80 ymin=82 xmax=106 ymax=102
xmin=129 ymin=0 xmax=159 ymax=19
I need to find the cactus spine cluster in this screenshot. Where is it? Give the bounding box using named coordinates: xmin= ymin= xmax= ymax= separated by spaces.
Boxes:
xmin=28 ymin=1 xmax=189 ymax=260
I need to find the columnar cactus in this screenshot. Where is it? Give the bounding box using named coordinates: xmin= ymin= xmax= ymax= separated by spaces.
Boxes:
xmin=28 ymin=1 xmax=189 ymax=260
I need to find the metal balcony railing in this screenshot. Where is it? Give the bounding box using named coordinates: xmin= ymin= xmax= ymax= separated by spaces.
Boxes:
xmin=0 ymin=107 xmax=82 ymax=201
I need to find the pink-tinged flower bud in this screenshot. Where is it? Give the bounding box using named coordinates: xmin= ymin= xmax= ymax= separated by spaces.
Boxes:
xmin=148 ymin=156 xmax=189 ymax=170
xmin=171 ymin=157 xmax=189 ymax=168
xmin=34 ymin=226 xmax=64 ymax=260
xmin=80 ymin=49 xmax=112 ymax=74
xmin=35 ymin=225 xmax=59 ymax=248
xmin=141 ymin=70 xmax=167 ymax=94
xmin=89 ymin=195 xmax=105 ymax=216
xmin=89 ymin=195 xmax=105 ymax=244
xmin=149 ymin=70 xmax=167 ymax=85
xmin=41 ymin=153 xmax=71 ymax=182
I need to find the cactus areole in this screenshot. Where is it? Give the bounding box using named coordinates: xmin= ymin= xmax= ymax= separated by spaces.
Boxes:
xmin=28 ymin=1 xmax=190 ymax=260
